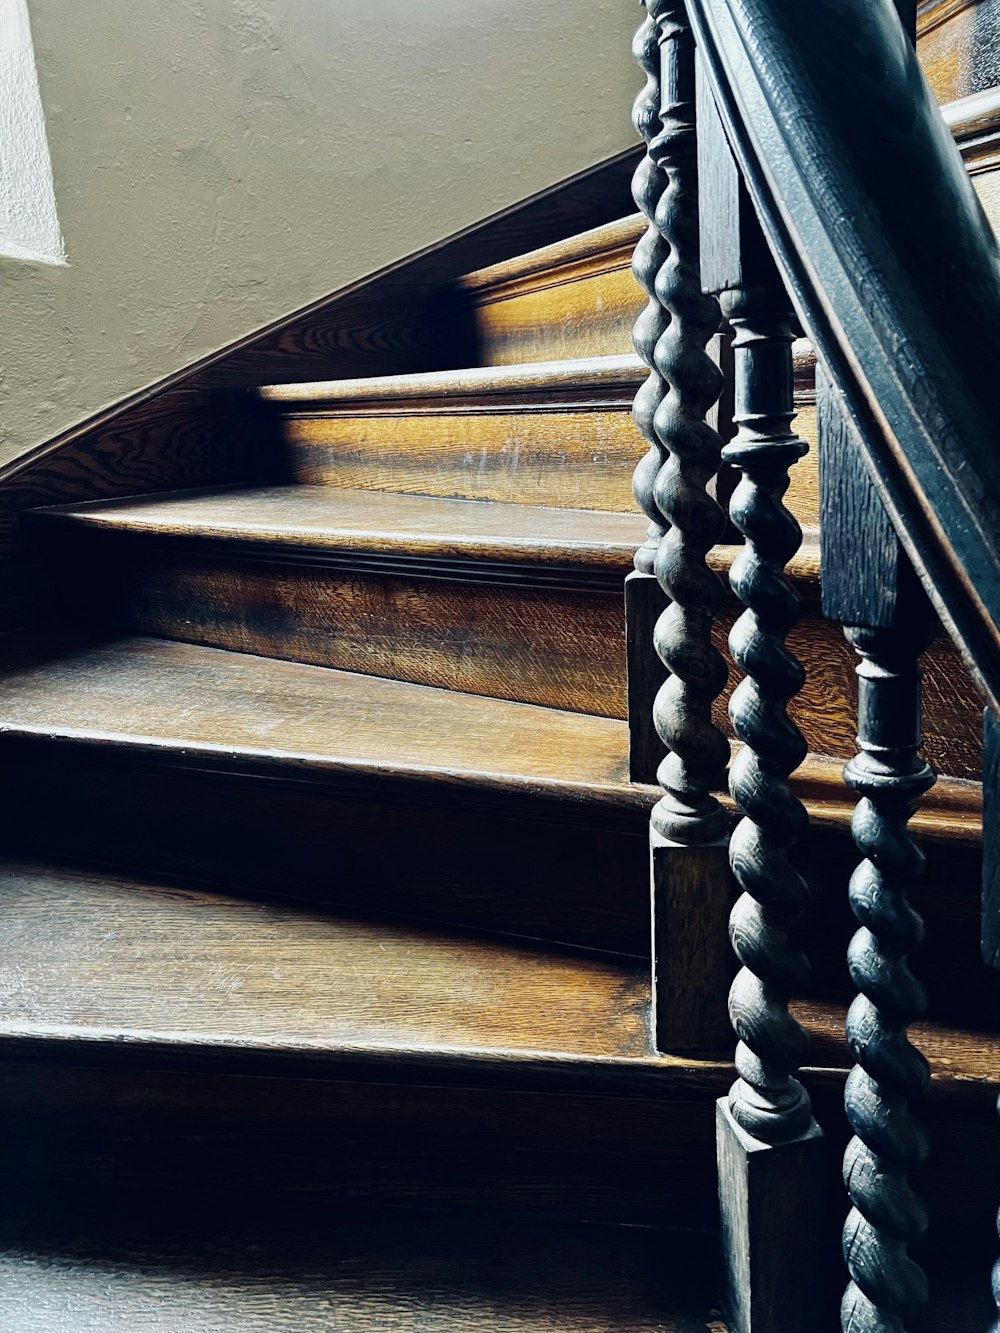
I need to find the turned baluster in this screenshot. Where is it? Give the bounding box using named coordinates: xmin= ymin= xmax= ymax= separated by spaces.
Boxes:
xmin=839 ymin=614 xmax=935 ymax=1333
xmin=629 ymin=2 xmax=669 ymax=582
xmin=631 ymin=0 xmax=733 ymax=1054
xmin=626 ymin=0 xmax=672 ymax=784
xmin=698 ymin=73 xmax=826 ymax=1333
xmin=817 ymin=365 xmax=935 ymax=1333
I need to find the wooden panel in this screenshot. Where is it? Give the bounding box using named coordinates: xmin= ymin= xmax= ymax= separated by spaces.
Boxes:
xmin=463 ymin=261 xmax=638 ymax=366
xmin=459 ymin=216 xmax=644 ymax=365
xmin=267 ymin=357 xmax=646 ymax=512
xmin=283 ymin=405 xmax=645 ymax=511
xmin=76 ymin=553 xmax=630 ymax=720
xmin=713 ymin=603 xmax=984 ymax=780
xmin=0 ymin=862 xmax=649 ymax=1060
xmin=0 ymin=1186 xmax=721 ymax=1333
xmin=0 ymin=1058 xmax=726 ymax=1231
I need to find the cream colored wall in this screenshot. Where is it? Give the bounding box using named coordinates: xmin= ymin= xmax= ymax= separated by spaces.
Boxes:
xmin=0 ymin=0 xmax=639 ymax=466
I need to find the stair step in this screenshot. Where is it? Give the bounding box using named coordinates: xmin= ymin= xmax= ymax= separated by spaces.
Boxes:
xmin=1 ymin=634 xmax=993 ymax=1031
xmin=0 ymin=634 xmax=652 ymax=951
xmin=258 ymin=348 xmax=819 ymax=532
xmin=260 ymin=354 xmax=648 ymax=513
xmin=0 ymin=858 xmax=995 ymax=1271
xmin=31 ymin=483 xmax=646 ymax=577
xmin=30 ymin=484 xmax=642 ymax=718
xmin=30 ymin=484 xmax=982 ymax=777
xmin=0 ymin=634 xmax=641 ymax=807
xmin=457 ymin=215 xmax=644 ymax=365
xmin=0 ymin=1188 xmax=724 ymax=1333
xmin=0 ymin=859 xmax=651 ymax=1068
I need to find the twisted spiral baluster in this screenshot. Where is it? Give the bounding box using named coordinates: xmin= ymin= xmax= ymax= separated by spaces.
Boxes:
xmin=721 ymin=290 xmax=814 ymax=1144
xmin=647 ymin=0 xmax=729 ymax=846
xmin=631 ymin=2 xmax=670 ymax=576
xmin=840 ymin=620 xmax=935 ymax=1333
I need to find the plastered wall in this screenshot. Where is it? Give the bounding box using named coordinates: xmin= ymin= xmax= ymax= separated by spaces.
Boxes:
xmin=0 ymin=0 xmax=639 ymax=466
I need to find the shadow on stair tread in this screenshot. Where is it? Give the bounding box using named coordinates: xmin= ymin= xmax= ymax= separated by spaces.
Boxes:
xmin=0 ymin=1183 xmax=725 ymax=1333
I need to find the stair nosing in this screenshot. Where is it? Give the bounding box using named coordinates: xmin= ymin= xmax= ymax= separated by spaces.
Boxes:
xmin=29 ymin=486 xmax=825 ymax=592
xmin=257 ymin=354 xmax=645 ymax=408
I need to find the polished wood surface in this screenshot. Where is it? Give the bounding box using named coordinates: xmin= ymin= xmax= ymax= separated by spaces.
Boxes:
xmin=0 ymin=861 xmax=649 ymax=1062
xmin=0 ymin=1188 xmax=723 ymax=1333
xmin=35 ymin=484 xmax=646 ymax=571
xmin=3 ymin=737 xmax=993 ymax=1029
xmin=918 ymin=0 xmax=1000 ymax=103
xmin=26 ymin=512 xmax=987 ymax=772
xmin=460 ymin=216 xmax=644 ymax=365
xmin=65 ymin=556 xmax=630 ymax=719
xmin=265 ymin=356 xmax=647 ymax=512
xmin=0 ymin=635 xmax=644 ymax=811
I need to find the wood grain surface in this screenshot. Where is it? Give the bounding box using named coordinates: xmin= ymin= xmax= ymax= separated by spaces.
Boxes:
xmin=0 ymin=1188 xmax=725 ymax=1333
xmin=0 ymin=633 xmax=644 ymax=811
xmin=34 ymin=484 xmax=647 ymax=571
xmin=0 ymin=861 xmax=651 ymax=1062
xmin=2 ymin=737 xmax=991 ymax=1029
xmin=459 ymin=216 xmax=644 ymax=365
xmin=265 ymin=356 xmax=647 ymax=512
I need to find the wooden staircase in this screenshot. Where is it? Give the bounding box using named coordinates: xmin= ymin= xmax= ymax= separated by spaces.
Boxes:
xmin=0 ymin=148 xmax=997 ymax=1333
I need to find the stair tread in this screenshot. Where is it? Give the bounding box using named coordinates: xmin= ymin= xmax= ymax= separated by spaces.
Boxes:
xmin=0 ymin=856 xmax=993 ymax=1090
xmin=0 ymin=1189 xmax=722 ymax=1332
xmin=258 ymin=352 xmax=643 ymax=406
xmin=0 ymin=860 xmax=651 ymax=1066
xmin=34 ymin=484 xmax=648 ymax=567
xmin=34 ymin=485 xmax=828 ymax=586
xmin=0 ymin=633 xmax=646 ymax=808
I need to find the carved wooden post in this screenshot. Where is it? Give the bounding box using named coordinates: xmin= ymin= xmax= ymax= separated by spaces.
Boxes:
xmin=626 ymin=0 xmax=671 ymax=785
xmin=698 ymin=70 xmax=827 ymax=1333
xmin=817 ymin=366 xmax=935 ymax=1333
xmin=628 ymin=1 xmax=734 ymax=1055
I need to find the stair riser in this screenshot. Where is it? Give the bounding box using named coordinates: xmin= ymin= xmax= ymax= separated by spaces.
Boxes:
xmin=3 ymin=743 xmax=652 ymax=955
xmin=464 ymin=255 xmax=642 ymax=365
xmin=6 ymin=743 xmax=996 ymax=1031
xmin=278 ymin=398 xmax=643 ymax=511
xmin=0 ymin=1057 xmax=993 ymax=1259
xmin=55 ymin=538 xmax=631 ymax=719
xmin=49 ymin=531 xmax=983 ymax=778
xmin=274 ymin=391 xmax=820 ymax=529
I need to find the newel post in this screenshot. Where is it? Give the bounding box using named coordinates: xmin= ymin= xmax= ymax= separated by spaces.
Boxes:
xmin=627 ymin=0 xmax=735 ymax=1056
xmin=696 ymin=61 xmax=828 ymax=1333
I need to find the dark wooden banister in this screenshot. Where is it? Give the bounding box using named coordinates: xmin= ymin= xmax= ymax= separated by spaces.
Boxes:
xmin=685 ymin=0 xmax=1000 ymax=717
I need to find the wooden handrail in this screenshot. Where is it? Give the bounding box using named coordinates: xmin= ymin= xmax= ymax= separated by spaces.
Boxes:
xmin=686 ymin=0 xmax=1000 ymax=716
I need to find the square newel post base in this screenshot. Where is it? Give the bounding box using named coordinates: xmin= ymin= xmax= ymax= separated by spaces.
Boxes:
xmin=651 ymin=831 xmax=734 ymax=1056
xmin=625 ymin=570 xmax=667 ymax=785
xmin=716 ymin=1098 xmax=830 ymax=1333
